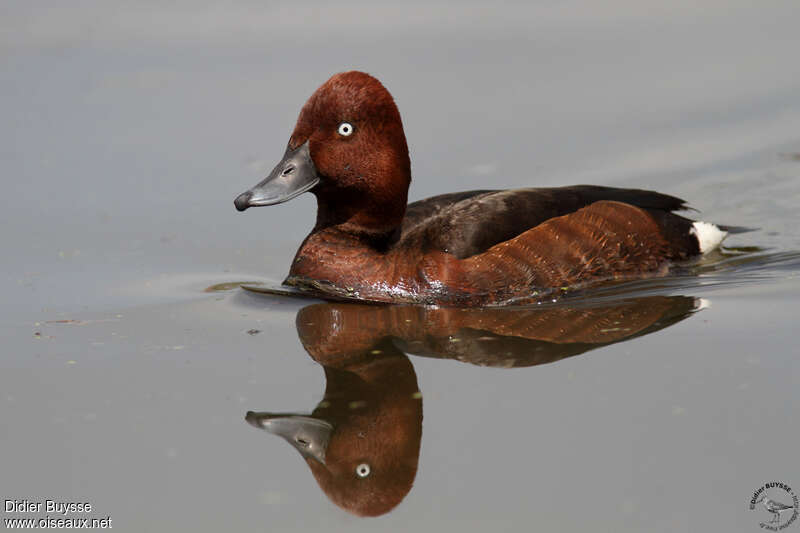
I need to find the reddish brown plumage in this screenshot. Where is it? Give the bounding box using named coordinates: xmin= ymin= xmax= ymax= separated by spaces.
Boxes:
xmin=290 ymin=71 xmax=411 ymax=235
xmin=287 ymin=199 xmax=698 ymax=305
xmin=247 ymin=71 xmax=709 ymax=305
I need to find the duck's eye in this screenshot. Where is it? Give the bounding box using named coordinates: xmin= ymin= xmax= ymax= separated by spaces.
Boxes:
xmin=355 ymin=463 xmax=371 ymax=478
xmin=337 ymin=122 xmax=354 ymax=137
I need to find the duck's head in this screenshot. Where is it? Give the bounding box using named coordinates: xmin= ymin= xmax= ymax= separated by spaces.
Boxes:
xmin=234 ymin=71 xmax=411 ymax=237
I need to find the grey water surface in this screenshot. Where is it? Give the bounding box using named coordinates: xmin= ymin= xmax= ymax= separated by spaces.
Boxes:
xmin=2 ymin=2 xmax=799 ymax=532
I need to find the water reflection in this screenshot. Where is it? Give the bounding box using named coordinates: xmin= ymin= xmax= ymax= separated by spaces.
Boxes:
xmin=247 ymin=339 xmax=421 ymax=517
xmin=246 ymin=295 xmax=702 ymax=516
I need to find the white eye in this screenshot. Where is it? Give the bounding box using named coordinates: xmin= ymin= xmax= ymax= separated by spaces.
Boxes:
xmin=337 ymin=122 xmax=354 ymax=136
xmin=355 ymin=463 xmax=371 ymax=478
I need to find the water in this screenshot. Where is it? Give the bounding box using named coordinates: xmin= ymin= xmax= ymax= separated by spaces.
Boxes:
xmin=2 ymin=2 xmax=799 ymax=531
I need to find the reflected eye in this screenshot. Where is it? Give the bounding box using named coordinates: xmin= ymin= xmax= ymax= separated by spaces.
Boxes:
xmin=337 ymin=122 xmax=354 ymax=136
xmin=355 ymin=463 xmax=371 ymax=478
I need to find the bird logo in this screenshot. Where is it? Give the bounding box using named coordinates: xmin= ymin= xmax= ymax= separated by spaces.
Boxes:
xmin=750 ymin=482 xmax=799 ymax=530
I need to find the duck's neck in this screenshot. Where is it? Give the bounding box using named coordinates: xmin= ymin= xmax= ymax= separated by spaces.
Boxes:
xmin=311 ymin=186 xmax=407 ymax=250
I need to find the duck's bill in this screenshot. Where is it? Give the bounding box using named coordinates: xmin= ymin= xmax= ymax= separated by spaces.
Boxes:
xmin=234 ymin=141 xmax=320 ymax=211
xmin=245 ymin=411 xmax=332 ymax=464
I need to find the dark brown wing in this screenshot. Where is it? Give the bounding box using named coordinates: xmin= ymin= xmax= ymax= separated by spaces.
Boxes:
xmin=400 ymin=185 xmax=690 ymax=258
xmin=401 ymin=190 xmax=495 ymax=230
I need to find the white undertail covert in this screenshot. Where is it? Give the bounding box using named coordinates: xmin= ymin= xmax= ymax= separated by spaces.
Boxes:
xmin=691 ymin=221 xmax=728 ymax=253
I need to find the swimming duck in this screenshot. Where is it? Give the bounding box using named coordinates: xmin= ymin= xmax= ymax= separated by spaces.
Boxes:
xmin=234 ymin=71 xmax=727 ymax=306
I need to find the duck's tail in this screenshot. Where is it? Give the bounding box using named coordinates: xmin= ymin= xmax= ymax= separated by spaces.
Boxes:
xmin=691 ymin=222 xmax=757 ymax=253
xmin=691 ymin=222 xmax=727 ymax=253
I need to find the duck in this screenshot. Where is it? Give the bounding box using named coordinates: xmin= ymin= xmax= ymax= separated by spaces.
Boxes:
xmin=234 ymin=71 xmax=728 ymax=306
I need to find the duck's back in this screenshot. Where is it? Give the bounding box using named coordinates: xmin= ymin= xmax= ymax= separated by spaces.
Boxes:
xmin=398 ymin=185 xmax=696 ymax=259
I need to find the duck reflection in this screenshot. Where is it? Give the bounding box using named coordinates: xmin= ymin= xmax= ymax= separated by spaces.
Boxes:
xmin=246 ymin=295 xmax=701 ymax=516
xmin=247 ymin=336 xmax=421 ymax=517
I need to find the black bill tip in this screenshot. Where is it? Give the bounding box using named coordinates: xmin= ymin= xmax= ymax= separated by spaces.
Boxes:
xmin=234 ymin=191 xmax=253 ymax=211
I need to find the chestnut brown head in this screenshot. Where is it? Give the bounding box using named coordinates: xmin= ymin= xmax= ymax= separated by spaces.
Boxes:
xmin=235 ymin=71 xmax=411 ymax=236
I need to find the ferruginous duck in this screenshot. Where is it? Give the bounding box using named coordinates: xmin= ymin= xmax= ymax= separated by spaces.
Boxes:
xmin=234 ymin=71 xmax=728 ymax=306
